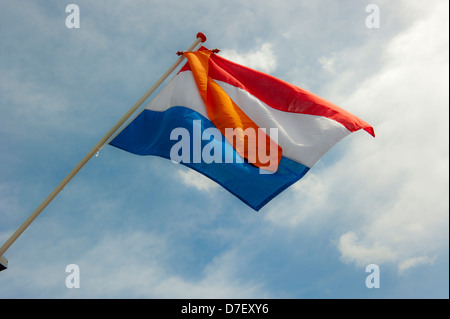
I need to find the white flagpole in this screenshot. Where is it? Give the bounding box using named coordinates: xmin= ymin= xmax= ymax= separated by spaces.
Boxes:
xmin=0 ymin=33 xmax=207 ymax=263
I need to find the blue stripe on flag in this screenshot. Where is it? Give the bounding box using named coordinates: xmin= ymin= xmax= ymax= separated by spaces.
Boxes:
xmin=109 ymin=107 xmax=309 ymax=211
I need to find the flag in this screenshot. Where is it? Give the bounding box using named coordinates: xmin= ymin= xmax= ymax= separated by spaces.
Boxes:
xmin=110 ymin=47 xmax=374 ymax=211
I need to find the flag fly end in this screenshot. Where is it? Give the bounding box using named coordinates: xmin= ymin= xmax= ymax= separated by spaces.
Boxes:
xmin=365 ymin=126 xmax=375 ymax=138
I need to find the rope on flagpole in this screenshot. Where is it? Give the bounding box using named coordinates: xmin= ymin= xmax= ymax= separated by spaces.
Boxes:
xmin=0 ymin=33 xmax=207 ymax=264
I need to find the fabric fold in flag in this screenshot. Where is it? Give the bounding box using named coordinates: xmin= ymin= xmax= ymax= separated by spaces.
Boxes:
xmin=184 ymin=49 xmax=282 ymax=172
xmin=110 ymin=46 xmax=374 ymax=211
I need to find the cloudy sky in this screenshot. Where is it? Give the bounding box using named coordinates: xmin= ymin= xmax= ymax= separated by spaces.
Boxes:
xmin=0 ymin=0 xmax=448 ymax=299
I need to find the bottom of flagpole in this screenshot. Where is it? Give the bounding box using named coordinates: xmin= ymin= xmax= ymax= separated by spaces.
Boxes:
xmin=0 ymin=256 xmax=7 ymax=271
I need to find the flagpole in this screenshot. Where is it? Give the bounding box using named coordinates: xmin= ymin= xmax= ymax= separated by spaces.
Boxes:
xmin=0 ymin=33 xmax=207 ymax=262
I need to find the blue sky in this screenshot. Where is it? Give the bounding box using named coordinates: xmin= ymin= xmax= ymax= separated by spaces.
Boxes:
xmin=0 ymin=0 xmax=448 ymax=298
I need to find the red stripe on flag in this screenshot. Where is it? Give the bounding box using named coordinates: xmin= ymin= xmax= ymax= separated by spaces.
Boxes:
xmin=208 ymin=53 xmax=375 ymax=137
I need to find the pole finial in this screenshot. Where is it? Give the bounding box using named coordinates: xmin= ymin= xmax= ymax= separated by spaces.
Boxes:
xmin=196 ymin=32 xmax=207 ymax=43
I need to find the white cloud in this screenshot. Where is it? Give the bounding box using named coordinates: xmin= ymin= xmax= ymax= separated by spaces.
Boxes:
xmin=177 ymin=167 xmax=220 ymax=193
xmin=151 ymin=249 xmax=265 ymax=298
xmin=219 ymin=43 xmax=277 ymax=74
xmin=263 ymin=0 xmax=449 ymax=273
xmin=264 ymin=173 xmax=330 ymax=227
xmin=1 ymin=227 xmax=265 ymax=298
xmin=398 ymin=256 xmax=436 ymax=275
xmin=333 ymin=1 xmax=449 ymax=269
xmin=337 ymin=231 xmax=397 ymax=267
xmin=318 ymin=54 xmax=337 ymax=73
xmin=62 ymin=231 xmax=265 ymax=298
